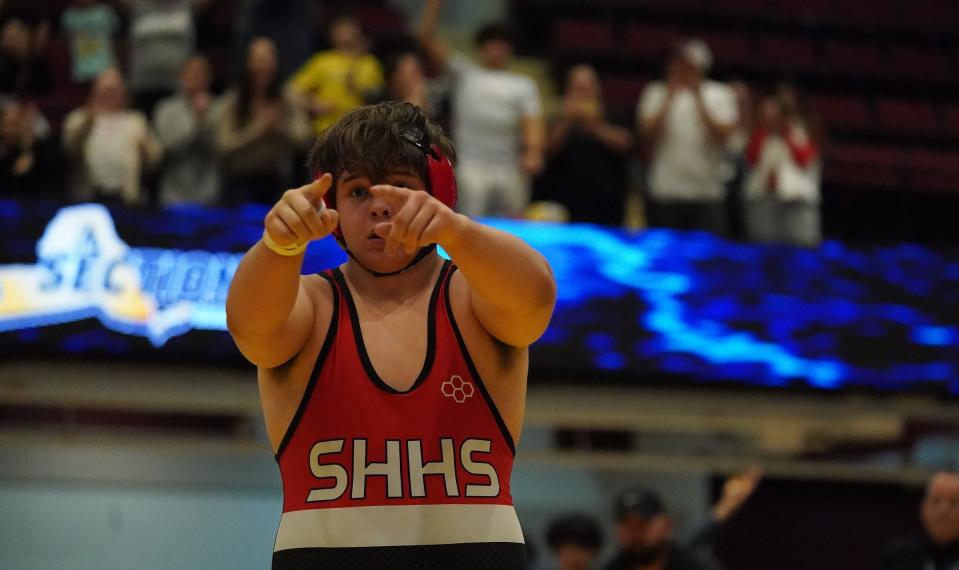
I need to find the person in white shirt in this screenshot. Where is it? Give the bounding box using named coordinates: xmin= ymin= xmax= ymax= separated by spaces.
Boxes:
xmin=638 ymin=39 xmax=739 ymax=236
xmin=419 ymin=0 xmax=545 ymax=219
xmin=63 ymin=67 xmax=162 ymax=206
xmin=742 ymin=85 xmax=822 ymax=247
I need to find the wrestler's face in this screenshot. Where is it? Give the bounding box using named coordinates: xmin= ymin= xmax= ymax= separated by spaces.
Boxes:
xmin=334 ymin=168 xmax=428 ymax=273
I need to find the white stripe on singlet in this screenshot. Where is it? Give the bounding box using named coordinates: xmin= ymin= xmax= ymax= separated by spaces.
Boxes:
xmin=273 ymin=504 xmax=524 ymax=551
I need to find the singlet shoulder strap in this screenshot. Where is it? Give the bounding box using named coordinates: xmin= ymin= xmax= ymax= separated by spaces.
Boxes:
xmin=274 ymin=270 xmax=341 ymax=461
xmin=440 ymin=263 xmax=517 ymax=455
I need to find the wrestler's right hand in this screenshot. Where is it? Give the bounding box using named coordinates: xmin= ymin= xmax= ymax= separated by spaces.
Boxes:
xmin=263 ymin=172 xmax=339 ymax=248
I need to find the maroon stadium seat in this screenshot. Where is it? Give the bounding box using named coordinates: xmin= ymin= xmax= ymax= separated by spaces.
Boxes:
xmin=705 ymin=0 xmax=769 ymax=17
xmin=552 ymin=19 xmax=619 ymax=55
xmin=875 ymin=99 xmax=940 ymax=135
xmin=773 ymin=0 xmax=835 ymax=23
xmin=625 ymin=23 xmax=679 ymax=59
xmin=643 ymin=0 xmax=706 ymax=12
xmin=824 ymin=143 xmax=908 ymax=191
xmin=823 ymin=41 xmax=884 ymax=77
xmin=907 ymin=148 xmax=959 ymax=193
xmin=602 ymin=75 xmax=649 ymax=112
xmin=823 ymin=166 xmax=901 ymax=191
xmin=900 ymin=0 xmax=959 ymax=33
xmin=812 ymin=94 xmax=873 ymax=131
xmin=827 ymin=143 xmax=908 ymax=169
xmin=909 ymin=174 xmax=959 ymax=194
xmin=944 ymin=106 xmax=959 ymax=137
xmin=888 ymin=48 xmax=952 ymax=82
xmin=695 ymin=31 xmax=754 ymax=66
xmin=840 ymin=0 xmax=900 ymax=28
xmin=907 ymin=149 xmax=959 ymax=174
xmin=354 ymin=4 xmax=406 ymax=40
xmin=758 ymin=35 xmax=819 ymax=70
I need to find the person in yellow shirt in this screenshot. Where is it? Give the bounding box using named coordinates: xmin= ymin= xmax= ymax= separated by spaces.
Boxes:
xmin=288 ymin=16 xmax=385 ymax=134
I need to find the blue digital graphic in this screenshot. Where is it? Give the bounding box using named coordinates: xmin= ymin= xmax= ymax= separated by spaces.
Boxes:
xmin=1 ymin=200 xmax=957 ymax=394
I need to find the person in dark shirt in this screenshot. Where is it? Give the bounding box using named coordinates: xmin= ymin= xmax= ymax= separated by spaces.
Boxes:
xmin=604 ymin=468 xmax=762 ymax=570
xmin=603 ymin=488 xmax=719 ymax=570
xmin=541 ymin=64 xmax=633 ymax=226
xmin=878 ymin=472 xmax=959 ymax=570
xmin=0 ymin=99 xmax=57 ymax=196
xmin=546 ymin=513 xmax=604 ymax=570
xmin=0 ymin=18 xmax=54 ymax=96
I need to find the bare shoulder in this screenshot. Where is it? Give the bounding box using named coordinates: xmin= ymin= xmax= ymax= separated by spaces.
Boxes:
xmin=302 ymin=272 xmax=335 ymax=316
xmin=257 ymin=273 xmax=339 ymax=451
xmin=447 ymin=269 xmax=526 ymax=370
xmin=447 ymin=268 xmax=529 ymax=445
xmin=262 ymin=273 xmax=336 ymax=384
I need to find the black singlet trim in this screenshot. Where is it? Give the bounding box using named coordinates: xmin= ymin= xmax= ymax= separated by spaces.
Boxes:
xmin=332 ymin=259 xmax=450 ymax=395
xmin=274 ymin=272 xmax=340 ymax=462
xmin=442 ymin=267 xmax=517 ymax=456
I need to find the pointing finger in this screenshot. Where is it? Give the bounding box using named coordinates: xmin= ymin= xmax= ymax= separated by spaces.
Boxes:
xmin=302 ymin=173 xmax=334 ymax=207
xmin=370 ymin=184 xmax=412 ymax=206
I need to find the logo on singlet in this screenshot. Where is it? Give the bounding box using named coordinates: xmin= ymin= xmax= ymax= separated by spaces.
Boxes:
xmin=306 ymin=438 xmax=500 ymax=502
xmin=441 ymin=375 xmax=474 ymax=403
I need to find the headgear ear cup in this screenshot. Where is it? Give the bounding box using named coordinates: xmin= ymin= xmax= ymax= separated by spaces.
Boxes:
xmin=426 ymin=144 xmax=457 ymax=210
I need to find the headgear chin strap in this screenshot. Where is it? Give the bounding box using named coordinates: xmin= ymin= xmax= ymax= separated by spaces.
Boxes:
xmin=319 ymin=123 xmax=457 ymax=278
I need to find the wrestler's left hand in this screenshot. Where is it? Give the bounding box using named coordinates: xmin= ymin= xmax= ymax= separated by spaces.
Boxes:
xmin=369 ymin=185 xmax=468 ymax=256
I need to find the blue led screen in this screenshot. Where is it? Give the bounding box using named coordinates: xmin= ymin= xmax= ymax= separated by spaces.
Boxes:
xmin=1 ymin=200 xmax=957 ymax=394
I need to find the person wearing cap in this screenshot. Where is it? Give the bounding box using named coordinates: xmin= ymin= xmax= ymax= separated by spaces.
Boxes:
xmin=604 ymin=468 xmax=762 ymax=570
xmin=638 ymin=39 xmax=739 ymax=237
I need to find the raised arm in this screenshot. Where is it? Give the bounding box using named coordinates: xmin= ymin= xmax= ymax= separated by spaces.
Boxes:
xmin=370 ymin=185 xmax=556 ymax=347
xmin=226 ymin=175 xmax=340 ymax=368
xmin=417 ymin=0 xmax=450 ymax=69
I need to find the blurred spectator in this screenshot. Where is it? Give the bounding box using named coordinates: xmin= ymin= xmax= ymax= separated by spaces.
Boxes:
xmin=287 ymin=16 xmax=384 ymax=135
xmin=604 ymin=468 xmax=761 ymax=570
xmin=121 ymin=0 xmax=211 ymax=117
xmin=153 ymin=54 xmax=219 ymax=206
xmin=878 ymin=471 xmax=959 ymax=570
xmin=382 ymin=50 xmax=444 ymax=119
xmin=0 ymin=99 xmax=56 ymax=196
xmin=541 ymin=64 xmax=633 ymax=225
xmin=742 ymin=84 xmax=822 ymax=247
xmin=546 ymin=513 xmax=604 ymax=570
xmin=638 ymin=39 xmax=738 ymax=236
xmin=60 ymin=0 xmax=120 ymax=84
xmin=0 ymin=17 xmax=53 ymax=96
xmin=232 ymin=0 xmax=314 ymax=82
xmin=603 ymin=488 xmax=719 ymax=570
xmin=62 ymin=67 xmax=162 ymax=206
xmin=419 ymin=0 xmax=545 ymax=218
xmin=215 ymin=37 xmax=310 ymax=205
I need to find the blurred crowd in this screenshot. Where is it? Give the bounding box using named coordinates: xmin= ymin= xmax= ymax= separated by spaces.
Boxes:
xmin=535 ymin=469 xmax=959 ymax=570
xmin=0 ymin=0 xmax=824 ymax=247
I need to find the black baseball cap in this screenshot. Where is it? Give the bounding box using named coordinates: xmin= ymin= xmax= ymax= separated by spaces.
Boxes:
xmin=615 ymin=488 xmax=666 ymax=520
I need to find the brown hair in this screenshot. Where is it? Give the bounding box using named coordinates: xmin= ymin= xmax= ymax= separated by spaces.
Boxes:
xmin=307 ymin=101 xmax=456 ymax=194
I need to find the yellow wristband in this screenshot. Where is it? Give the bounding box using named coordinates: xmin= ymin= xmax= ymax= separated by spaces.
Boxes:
xmin=262 ymin=230 xmax=307 ymax=257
